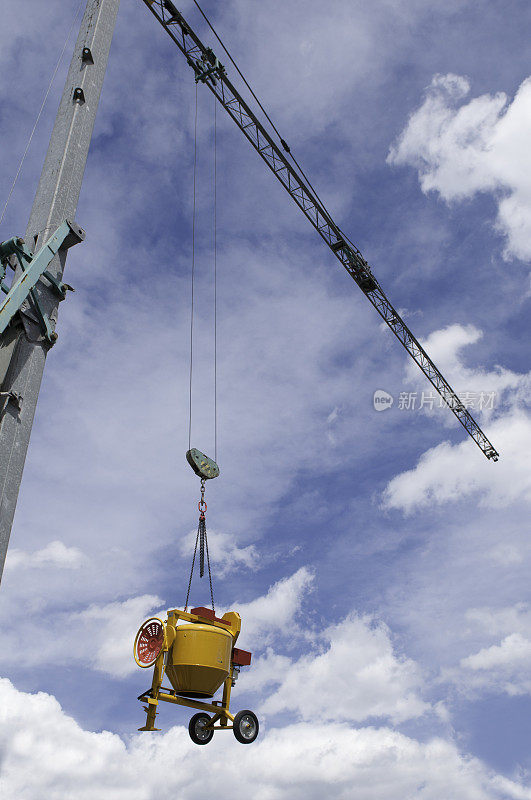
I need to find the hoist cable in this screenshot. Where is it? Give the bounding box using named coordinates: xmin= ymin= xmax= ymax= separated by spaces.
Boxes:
xmin=191 ymin=0 xmax=337 ymax=229
xmin=192 ymin=0 xmax=282 ymax=142
xmin=0 ymin=0 xmax=85 ymax=228
xmin=184 ymin=93 xmax=218 ymax=614
xmin=213 ymin=96 xmax=218 ymax=463
xmin=188 ymin=82 xmax=199 ymax=450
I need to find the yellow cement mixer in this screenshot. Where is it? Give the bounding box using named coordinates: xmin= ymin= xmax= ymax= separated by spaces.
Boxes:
xmin=134 ymin=605 xmax=257 ymax=744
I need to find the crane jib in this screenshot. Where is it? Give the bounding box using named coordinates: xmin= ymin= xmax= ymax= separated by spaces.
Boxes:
xmin=141 ymin=0 xmax=499 ymax=463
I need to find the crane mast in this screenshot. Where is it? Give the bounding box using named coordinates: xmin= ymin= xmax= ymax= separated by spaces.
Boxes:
xmin=142 ymin=0 xmax=499 ymax=462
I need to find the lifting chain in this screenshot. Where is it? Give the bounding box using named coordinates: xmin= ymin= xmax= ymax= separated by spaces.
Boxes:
xmin=184 ymin=478 xmax=215 ymax=613
xmin=198 ymin=477 xmax=207 ymax=576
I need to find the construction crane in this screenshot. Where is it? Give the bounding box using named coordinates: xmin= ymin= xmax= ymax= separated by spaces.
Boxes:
xmin=0 ymin=0 xmax=499 ymax=581
xmin=141 ymin=0 xmax=499 ymax=463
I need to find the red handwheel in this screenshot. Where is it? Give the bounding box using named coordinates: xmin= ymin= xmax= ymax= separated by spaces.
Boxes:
xmin=134 ymin=618 xmax=164 ymax=668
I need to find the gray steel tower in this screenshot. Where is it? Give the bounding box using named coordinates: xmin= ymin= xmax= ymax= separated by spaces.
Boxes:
xmin=0 ymin=0 xmax=121 ymax=581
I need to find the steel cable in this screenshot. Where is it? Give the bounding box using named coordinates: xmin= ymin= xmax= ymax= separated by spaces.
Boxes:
xmin=188 ymin=82 xmax=199 ymax=450
xmin=213 ymin=95 xmax=218 ymax=463
xmin=0 ymin=0 xmax=85 ymax=227
xmin=191 ymin=0 xmax=337 ymax=229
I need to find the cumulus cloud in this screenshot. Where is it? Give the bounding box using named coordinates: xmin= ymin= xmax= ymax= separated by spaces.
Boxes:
xmin=86 ymin=568 xmax=314 ymax=678
xmin=227 ymin=567 xmax=315 ymax=645
xmin=0 ymin=568 xmax=312 ymax=679
xmin=4 ymin=540 xmax=86 ymax=570
xmin=382 ymin=323 xmax=531 ymax=512
xmin=1 ymin=677 xmax=529 ymax=800
xmin=382 ymin=408 xmax=531 ymax=512
xmin=466 ymin=603 xmax=531 ymax=639
xmin=257 ymin=613 xmax=428 ymax=724
xmin=447 ymin=633 xmax=531 ymax=697
xmin=382 ymin=410 xmax=531 ymax=512
xmin=388 ymin=73 xmax=531 ymax=261
xmin=404 ymin=324 xmax=527 ymax=414
xmin=461 ymin=633 xmax=531 ymax=672
xmin=73 ymin=594 xmax=164 ymax=678
xmin=439 ymin=605 xmax=531 ymax=698
xmin=179 ymin=528 xmax=259 ymax=578
xmin=0 ymin=593 xmax=162 ymax=679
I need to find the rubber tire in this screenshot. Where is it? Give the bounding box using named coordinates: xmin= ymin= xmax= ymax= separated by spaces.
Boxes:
xmin=233 ymin=710 xmax=259 ymax=744
xmin=188 ymin=713 xmax=214 ymax=745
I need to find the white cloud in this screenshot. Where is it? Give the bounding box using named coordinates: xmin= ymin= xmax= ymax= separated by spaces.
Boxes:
xmin=0 ymin=568 xmax=312 ymax=679
xmin=487 ymin=543 xmax=523 ymax=566
xmin=382 ymin=323 xmax=531 ymax=512
xmin=461 ymin=633 xmax=531 ymax=671
xmin=1 ymin=677 xmax=529 ymax=800
xmin=228 ymin=567 xmax=315 ymax=645
xmin=447 ymin=632 xmax=531 ymax=697
xmin=0 ymin=594 xmax=162 ymax=679
xmin=86 ymin=568 xmax=314 ymax=678
xmin=438 ymin=605 xmax=531 ymax=698
xmin=73 ymin=595 xmax=164 ymax=678
xmin=4 ymin=540 xmax=86 ymax=570
xmin=239 ymin=646 xmax=292 ymax=692
xmin=404 ymin=324 xmax=526 ymax=413
xmin=179 ymin=528 xmax=259 ymax=578
xmin=258 ymin=613 xmax=428 ymax=724
xmin=382 ymin=408 xmax=531 ymax=512
xmin=388 ymin=74 xmax=531 ymax=261
xmin=466 ymin=604 xmax=531 ymax=639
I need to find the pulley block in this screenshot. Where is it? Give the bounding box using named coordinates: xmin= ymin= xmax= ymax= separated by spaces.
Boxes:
xmin=186 ymin=448 xmax=219 ymax=480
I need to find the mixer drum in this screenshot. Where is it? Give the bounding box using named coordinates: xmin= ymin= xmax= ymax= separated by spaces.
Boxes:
xmin=166 ymin=623 xmax=233 ymax=698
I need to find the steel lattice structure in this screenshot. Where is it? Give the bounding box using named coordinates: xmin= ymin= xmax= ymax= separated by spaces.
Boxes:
xmin=142 ymin=0 xmax=499 ymax=462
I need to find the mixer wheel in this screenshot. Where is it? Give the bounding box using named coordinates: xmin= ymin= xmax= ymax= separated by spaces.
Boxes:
xmin=233 ymin=710 xmax=259 ymax=744
xmin=189 ymin=713 xmax=214 ymax=745
xmin=134 ymin=618 xmax=164 ymax=668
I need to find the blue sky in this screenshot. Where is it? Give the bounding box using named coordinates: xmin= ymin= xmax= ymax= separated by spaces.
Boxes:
xmin=0 ymin=0 xmax=530 ymax=796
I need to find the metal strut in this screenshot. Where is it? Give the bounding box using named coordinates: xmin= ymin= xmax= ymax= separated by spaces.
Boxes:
xmin=0 ymin=220 xmax=83 ymax=343
xmin=141 ymin=0 xmax=499 ymax=462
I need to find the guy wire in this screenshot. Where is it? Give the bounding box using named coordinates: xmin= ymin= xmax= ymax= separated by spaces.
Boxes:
xmin=0 ymin=0 xmax=85 ymax=227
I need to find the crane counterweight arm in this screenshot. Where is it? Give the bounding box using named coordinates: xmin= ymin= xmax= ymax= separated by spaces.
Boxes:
xmin=142 ymin=0 xmax=499 ymax=462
